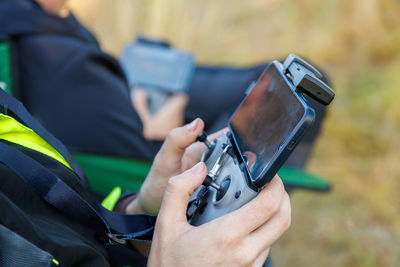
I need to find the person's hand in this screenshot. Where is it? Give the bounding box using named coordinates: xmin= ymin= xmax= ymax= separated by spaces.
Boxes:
xmin=126 ymin=118 xmax=225 ymax=215
xmin=131 ymin=87 xmax=188 ymax=140
xmin=148 ymin=163 xmax=291 ymax=267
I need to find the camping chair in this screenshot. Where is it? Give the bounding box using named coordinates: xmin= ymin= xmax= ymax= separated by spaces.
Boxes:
xmin=0 ymin=38 xmax=330 ymax=196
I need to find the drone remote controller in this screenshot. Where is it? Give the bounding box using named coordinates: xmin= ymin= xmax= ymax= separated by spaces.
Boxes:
xmin=188 ymin=132 xmax=258 ymax=225
xmin=187 ymin=54 xmax=334 ymax=226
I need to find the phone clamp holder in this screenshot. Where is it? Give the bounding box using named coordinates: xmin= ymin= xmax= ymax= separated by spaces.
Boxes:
xmin=283 ymin=54 xmax=334 ymax=105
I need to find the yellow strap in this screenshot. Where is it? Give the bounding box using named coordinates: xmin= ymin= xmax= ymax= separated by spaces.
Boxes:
xmin=0 ymin=114 xmax=121 ymax=208
xmin=101 ymin=187 xmax=122 ymax=211
xmin=0 ymin=114 xmax=71 ymax=169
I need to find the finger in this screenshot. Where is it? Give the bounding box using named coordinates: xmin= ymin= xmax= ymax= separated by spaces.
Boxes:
xmin=165 ymin=93 xmax=189 ymax=109
xmin=208 ymin=127 xmax=229 ymax=142
xmin=181 ymin=142 xmax=207 ymax=171
xmin=242 ymin=192 xmax=291 ymax=256
xmin=252 ymin=249 xmax=270 ymax=267
xmin=215 ymin=175 xmax=285 ymax=238
xmin=155 ymin=93 xmax=188 ymax=116
xmin=180 ymin=127 xmax=229 ymax=171
xmin=155 ymin=118 xmax=204 ymax=167
xmin=158 ymin=162 xmax=207 ymax=224
xmin=131 ymin=87 xmax=150 ymax=121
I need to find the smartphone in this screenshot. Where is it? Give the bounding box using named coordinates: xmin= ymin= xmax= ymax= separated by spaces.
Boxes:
xmin=229 ymin=61 xmax=315 ymax=188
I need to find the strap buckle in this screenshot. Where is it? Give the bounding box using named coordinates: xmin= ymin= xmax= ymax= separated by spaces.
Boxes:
xmin=98 ymin=233 xmax=128 ymax=246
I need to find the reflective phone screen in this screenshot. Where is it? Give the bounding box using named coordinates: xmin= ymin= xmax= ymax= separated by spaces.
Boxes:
xmin=230 ymin=64 xmax=305 ymax=181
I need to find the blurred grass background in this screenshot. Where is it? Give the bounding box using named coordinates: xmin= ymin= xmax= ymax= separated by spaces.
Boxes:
xmin=68 ymin=0 xmax=400 ymax=266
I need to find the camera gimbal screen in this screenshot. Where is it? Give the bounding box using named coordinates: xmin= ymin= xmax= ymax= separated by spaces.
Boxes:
xmin=230 ymin=64 xmax=306 ymax=182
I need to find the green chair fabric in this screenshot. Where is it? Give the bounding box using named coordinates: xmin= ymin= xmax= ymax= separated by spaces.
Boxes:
xmin=278 ymin=166 xmax=331 ymax=192
xmin=0 ymin=41 xmax=331 ymax=195
xmin=0 ymin=41 xmax=12 ymax=95
xmin=72 ymin=153 xmax=153 ymax=195
xmin=72 ymin=152 xmax=331 ymax=196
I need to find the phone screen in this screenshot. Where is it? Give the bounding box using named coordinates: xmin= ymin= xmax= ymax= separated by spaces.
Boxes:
xmin=230 ymin=64 xmax=306 ymax=182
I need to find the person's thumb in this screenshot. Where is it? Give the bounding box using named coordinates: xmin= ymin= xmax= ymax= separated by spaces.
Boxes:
xmin=131 ymin=87 xmax=150 ymax=121
xmin=155 ymin=118 xmax=204 ymax=168
xmin=158 ymin=162 xmax=206 ymax=225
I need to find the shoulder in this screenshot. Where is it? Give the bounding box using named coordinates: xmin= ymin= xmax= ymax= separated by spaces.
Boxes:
xmin=17 ymin=31 xmax=127 ymax=87
xmin=18 ymin=32 xmax=102 ymax=64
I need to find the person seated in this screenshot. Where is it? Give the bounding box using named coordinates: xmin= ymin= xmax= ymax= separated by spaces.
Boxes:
xmin=0 ymin=0 xmax=271 ymax=161
xmin=0 ymin=0 xmax=331 ymax=204
xmin=0 ymin=90 xmax=291 ymax=266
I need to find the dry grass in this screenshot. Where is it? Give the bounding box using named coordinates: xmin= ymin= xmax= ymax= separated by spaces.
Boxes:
xmin=68 ymin=0 xmax=400 ymax=265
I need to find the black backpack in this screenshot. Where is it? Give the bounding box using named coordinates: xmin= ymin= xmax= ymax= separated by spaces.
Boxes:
xmin=0 ymin=86 xmax=155 ymax=266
